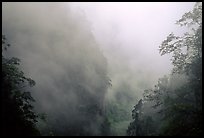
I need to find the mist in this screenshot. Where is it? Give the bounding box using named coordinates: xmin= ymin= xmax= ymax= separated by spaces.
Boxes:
xmin=3 ymin=2 xmax=109 ymax=135
xmin=2 ymin=2 xmax=199 ymax=136
xmin=68 ymin=2 xmax=195 ymax=97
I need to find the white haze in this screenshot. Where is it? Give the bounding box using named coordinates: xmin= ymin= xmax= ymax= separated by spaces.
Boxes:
xmin=2 ymin=2 xmax=195 ymax=136
xmin=68 ymin=2 xmax=195 ymax=99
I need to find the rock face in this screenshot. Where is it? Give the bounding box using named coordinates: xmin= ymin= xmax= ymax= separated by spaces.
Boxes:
xmin=2 ymin=3 xmax=109 ymax=135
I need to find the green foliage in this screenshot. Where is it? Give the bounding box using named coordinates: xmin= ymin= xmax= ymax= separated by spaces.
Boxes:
xmin=127 ymin=99 xmax=142 ymax=136
xmin=159 ymin=2 xmax=202 ymax=74
xmin=127 ymin=99 xmax=156 ymax=136
xmin=101 ymin=116 xmax=111 ymax=136
xmin=1 ymin=35 xmax=40 ymax=136
xmin=106 ymin=102 xmax=131 ymax=123
xmin=105 ymin=101 xmax=132 ymax=136
xmin=127 ymin=2 xmax=202 ymax=136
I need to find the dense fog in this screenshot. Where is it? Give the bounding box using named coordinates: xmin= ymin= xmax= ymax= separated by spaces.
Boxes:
xmin=2 ymin=2 xmax=202 ymax=136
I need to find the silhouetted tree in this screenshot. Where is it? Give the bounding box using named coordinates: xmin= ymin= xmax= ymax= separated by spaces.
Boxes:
xmin=1 ymin=35 xmax=40 ymax=136
xmin=158 ymin=2 xmax=202 ymax=135
xmin=127 ymin=99 xmax=143 ymax=136
xmin=128 ymin=2 xmax=202 ymax=136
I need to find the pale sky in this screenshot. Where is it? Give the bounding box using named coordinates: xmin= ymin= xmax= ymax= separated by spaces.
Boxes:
xmin=68 ymin=2 xmax=195 ymax=69
xmin=68 ymin=2 xmax=195 ymax=98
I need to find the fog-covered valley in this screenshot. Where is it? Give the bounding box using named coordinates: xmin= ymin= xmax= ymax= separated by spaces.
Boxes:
xmin=2 ymin=2 xmax=202 ymax=136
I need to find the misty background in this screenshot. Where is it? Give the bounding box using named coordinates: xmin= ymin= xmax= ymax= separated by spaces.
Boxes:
xmin=2 ymin=2 xmax=195 ymax=135
xmin=69 ymin=2 xmax=195 ymax=99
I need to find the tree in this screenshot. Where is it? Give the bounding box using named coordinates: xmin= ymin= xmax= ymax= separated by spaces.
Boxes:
xmin=1 ymin=35 xmax=40 ymax=136
xmin=158 ymin=3 xmax=202 ymax=135
xmin=127 ymin=99 xmax=143 ymax=136
xmin=159 ymin=2 xmax=202 ymax=75
xmin=128 ymin=2 xmax=202 ymax=136
xmin=127 ymin=99 xmax=156 ymax=136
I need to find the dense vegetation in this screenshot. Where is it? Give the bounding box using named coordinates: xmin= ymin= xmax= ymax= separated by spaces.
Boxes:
xmin=127 ymin=2 xmax=202 ymax=136
xmin=1 ymin=36 xmax=40 ymax=136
